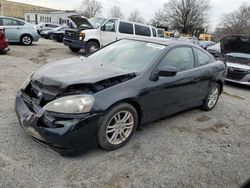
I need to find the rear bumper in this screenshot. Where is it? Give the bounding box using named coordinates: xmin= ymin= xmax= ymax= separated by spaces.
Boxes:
xmin=15 ymin=92 xmax=101 ymax=155
xmin=63 ymin=38 xmax=86 ymax=49
xmin=0 ymin=41 xmax=9 ymax=53
xmin=31 ymin=33 xmax=40 ymax=42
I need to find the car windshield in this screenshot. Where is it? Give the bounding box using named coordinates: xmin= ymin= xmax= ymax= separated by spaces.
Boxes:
xmin=88 ymin=39 xmax=166 ymax=72
xmin=88 ymin=17 xmax=107 ymax=29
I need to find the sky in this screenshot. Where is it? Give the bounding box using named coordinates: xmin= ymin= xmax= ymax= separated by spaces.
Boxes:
xmin=12 ymin=0 xmax=248 ymax=31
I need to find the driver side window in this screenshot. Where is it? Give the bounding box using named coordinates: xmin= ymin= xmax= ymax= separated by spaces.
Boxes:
xmin=159 ymin=47 xmax=194 ymax=72
xmin=103 ymin=19 xmax=117 ymax=32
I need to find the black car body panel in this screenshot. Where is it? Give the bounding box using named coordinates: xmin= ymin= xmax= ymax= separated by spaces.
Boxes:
xmin=220 ymin=36 xmax=250 ymax=85
xmin=16 ymin=38 xmax=226 ymax=155
xmin=52 ymin=31 xmax=65 ymax=42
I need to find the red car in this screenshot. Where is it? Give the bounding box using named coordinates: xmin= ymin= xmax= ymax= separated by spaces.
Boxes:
xmin=0 ymin=27 xmax=9 ymax=54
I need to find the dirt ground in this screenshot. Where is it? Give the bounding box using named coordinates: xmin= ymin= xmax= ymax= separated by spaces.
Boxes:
xmin=0 ymin=39 xmax=249 ymax=188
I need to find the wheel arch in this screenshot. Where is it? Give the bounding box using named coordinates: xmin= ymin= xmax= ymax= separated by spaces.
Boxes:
xmin=20 ymin=33 xmax=33 ymax=40
xmin=86 ymin=39 xmax=100 ymax=47
xmin=216 ymin=79 xmax=223 ymax=94
xmin=105 ymin=99 xmax=143 ymax=127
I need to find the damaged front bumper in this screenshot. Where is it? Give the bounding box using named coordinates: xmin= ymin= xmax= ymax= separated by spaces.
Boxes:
xmin=15 ymin=92 xmax=102 ymax=155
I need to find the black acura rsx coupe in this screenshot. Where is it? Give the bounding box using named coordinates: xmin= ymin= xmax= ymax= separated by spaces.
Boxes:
xmin=15 ymin=37 xmax=226 ymax=155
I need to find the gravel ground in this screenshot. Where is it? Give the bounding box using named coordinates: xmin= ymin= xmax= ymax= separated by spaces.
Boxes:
xmin=0 ymin=39 xmax=249 ymax=188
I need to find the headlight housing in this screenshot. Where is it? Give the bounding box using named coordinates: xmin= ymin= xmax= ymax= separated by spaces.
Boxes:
xmin=79 ymin=32 xmax=85 ymax=41
xmin=21 ymin=72 xmax=33 ymax=90
xmin=43 ymin=95 xmax=95 ymax=114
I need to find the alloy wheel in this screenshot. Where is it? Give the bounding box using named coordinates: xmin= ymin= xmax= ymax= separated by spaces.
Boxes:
xmin=106 ymin=110 xmax=134 ymax=145
xmin=207 ymin=87 xmax=219 ymax=108
xmin=23 ymin=36 xmax=32 ymax=45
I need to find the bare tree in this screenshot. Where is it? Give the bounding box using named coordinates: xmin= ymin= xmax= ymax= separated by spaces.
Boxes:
xmin=219 ymin=3 xmax=250 ymax=36
xmin=78 ymin=0 xmax=102 ymax=18
xmin=151 ymin=9 xmax=166 ymax=27
xmin=107 ymin=6 xmax=125 ymax=19
xmin=128 ymin=10 xmax=145 ymax=23
xmin=156 ymin=0 xmax=210 ymax=34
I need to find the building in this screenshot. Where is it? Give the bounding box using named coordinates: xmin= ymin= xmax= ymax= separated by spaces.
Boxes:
xmin=0 ymin=0 xmax=54 ymax=20
xmin=25 ymin=10 xmax=79 ymax=25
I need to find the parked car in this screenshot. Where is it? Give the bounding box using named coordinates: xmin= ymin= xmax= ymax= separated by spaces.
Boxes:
xmin=220 ymin=36 xmax=250 ymax=86
xmin=0 ymin=16 xmax=39 ymax=45
xmin=16 ymin=37 xmax=226 ymax=155
xmin=40 ymin=26 xmax=68 ymax=39
xmin=207 ymin=43 xmax=221 ymax=58
xmin=51 ymin=27 xmax=69 ymax=42
xmin=199 ymin=40 xmax=215 ymax=49
xmin=35 ymin=23 xmax=60 ymax=35
xmin=0 ymin=27 xmax=9 ymax=54
xmin=64 ymin=16 xmax=160 ymax=53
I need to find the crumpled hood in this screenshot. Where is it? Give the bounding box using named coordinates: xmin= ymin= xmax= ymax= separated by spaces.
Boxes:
xmin=31 ymin=57 xmax=133 ymax=90
xmin=220 ymin=36 xmax=250 ymax=54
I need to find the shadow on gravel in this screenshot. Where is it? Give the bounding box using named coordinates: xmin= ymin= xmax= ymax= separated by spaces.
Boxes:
xmin=225 ymin=81 xmax=250 ymax=91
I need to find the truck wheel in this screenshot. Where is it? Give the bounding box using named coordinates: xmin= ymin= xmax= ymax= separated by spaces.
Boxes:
xmin=69 ymin=47 xmax=80 ymax=52
xmin=86 ymin=41 xmax=99 ymax=54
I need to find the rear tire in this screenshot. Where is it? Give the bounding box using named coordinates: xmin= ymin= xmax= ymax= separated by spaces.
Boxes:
xmin=97 ymin=103 xmax=138 ymax=150
xmin=20 ymin=34 xmax=33 ymax=45
xmin=69 ymin=47 xmax=80 ymax=52
xmin=201 ymin=83 xmax=220 ymax=111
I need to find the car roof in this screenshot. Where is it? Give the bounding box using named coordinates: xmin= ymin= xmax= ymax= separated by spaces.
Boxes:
xmin=0 ymin=16 xmax=26 ymax=22
xmin=126 ymin=36 xmax=199 ymax=47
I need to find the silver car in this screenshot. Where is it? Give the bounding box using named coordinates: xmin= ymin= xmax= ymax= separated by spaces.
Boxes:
xmin=35 ymin=23 xmax=60 ymax=35
xmin=221 ymin=36 xmax=250 ymax=86
xmin=0 ymin=16 xmax=39 ymax=45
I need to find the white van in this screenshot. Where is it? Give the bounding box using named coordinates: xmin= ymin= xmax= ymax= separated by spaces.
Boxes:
xmin=64 ymin=16 xmax=159 ymax=53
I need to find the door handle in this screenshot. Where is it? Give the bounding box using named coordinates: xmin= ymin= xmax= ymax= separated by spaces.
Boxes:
xmin=16 ymin=27 xmax=21 ymax=29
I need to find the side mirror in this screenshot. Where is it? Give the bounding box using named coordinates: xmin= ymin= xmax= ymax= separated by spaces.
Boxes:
xmin=158 ymin=66 xmax=177 ymax=77
xmin=101 ymin=25 xmax=105 ymax=31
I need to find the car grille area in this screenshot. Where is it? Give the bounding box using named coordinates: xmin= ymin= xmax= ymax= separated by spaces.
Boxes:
xmin=65 ymin=30 xmax=78 ymax=39
xmin=227 ymin=67 xmax=249 ymax=81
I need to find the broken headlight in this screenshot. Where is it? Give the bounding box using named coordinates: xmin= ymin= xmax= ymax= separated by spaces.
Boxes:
xmin=43 ymin=95 xmax=95 ymax=114
xmin=21 ymin=72 xmax=33 ymax=90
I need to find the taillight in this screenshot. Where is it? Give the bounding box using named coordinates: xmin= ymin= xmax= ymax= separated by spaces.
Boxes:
xmin=224 ymin=67 xmax=228 ymax=76
xmin=0 ymin=32 xmax=3 ymax=40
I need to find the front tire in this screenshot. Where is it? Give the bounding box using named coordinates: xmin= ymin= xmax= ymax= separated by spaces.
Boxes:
xmin=69 ymin=47 xmax=80 ymax=52
xmin=97 ymin=103 xmax=138 ymax=150
xmin=201 ymin=83 xmax=220 ymax=111
xmin=20 ymin=34 xmax=33 ymax=45
xmin=85 ymin=41 xmax=99 ymax=54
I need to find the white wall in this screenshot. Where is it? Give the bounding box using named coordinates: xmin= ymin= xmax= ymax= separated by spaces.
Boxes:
xmin=25 ymin=11 xmax=78 ymax=25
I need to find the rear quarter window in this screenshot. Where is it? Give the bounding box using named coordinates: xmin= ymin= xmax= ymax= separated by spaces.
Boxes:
xmin=135 ymin=25 xmax=151 ymax=37
xmin=195 ymin=48 xmax=211 ymax=66
xmin=152 ymin=28 xmax=157 ymax=37
xmin=119 ymin=22 xmax=134 ymax=34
